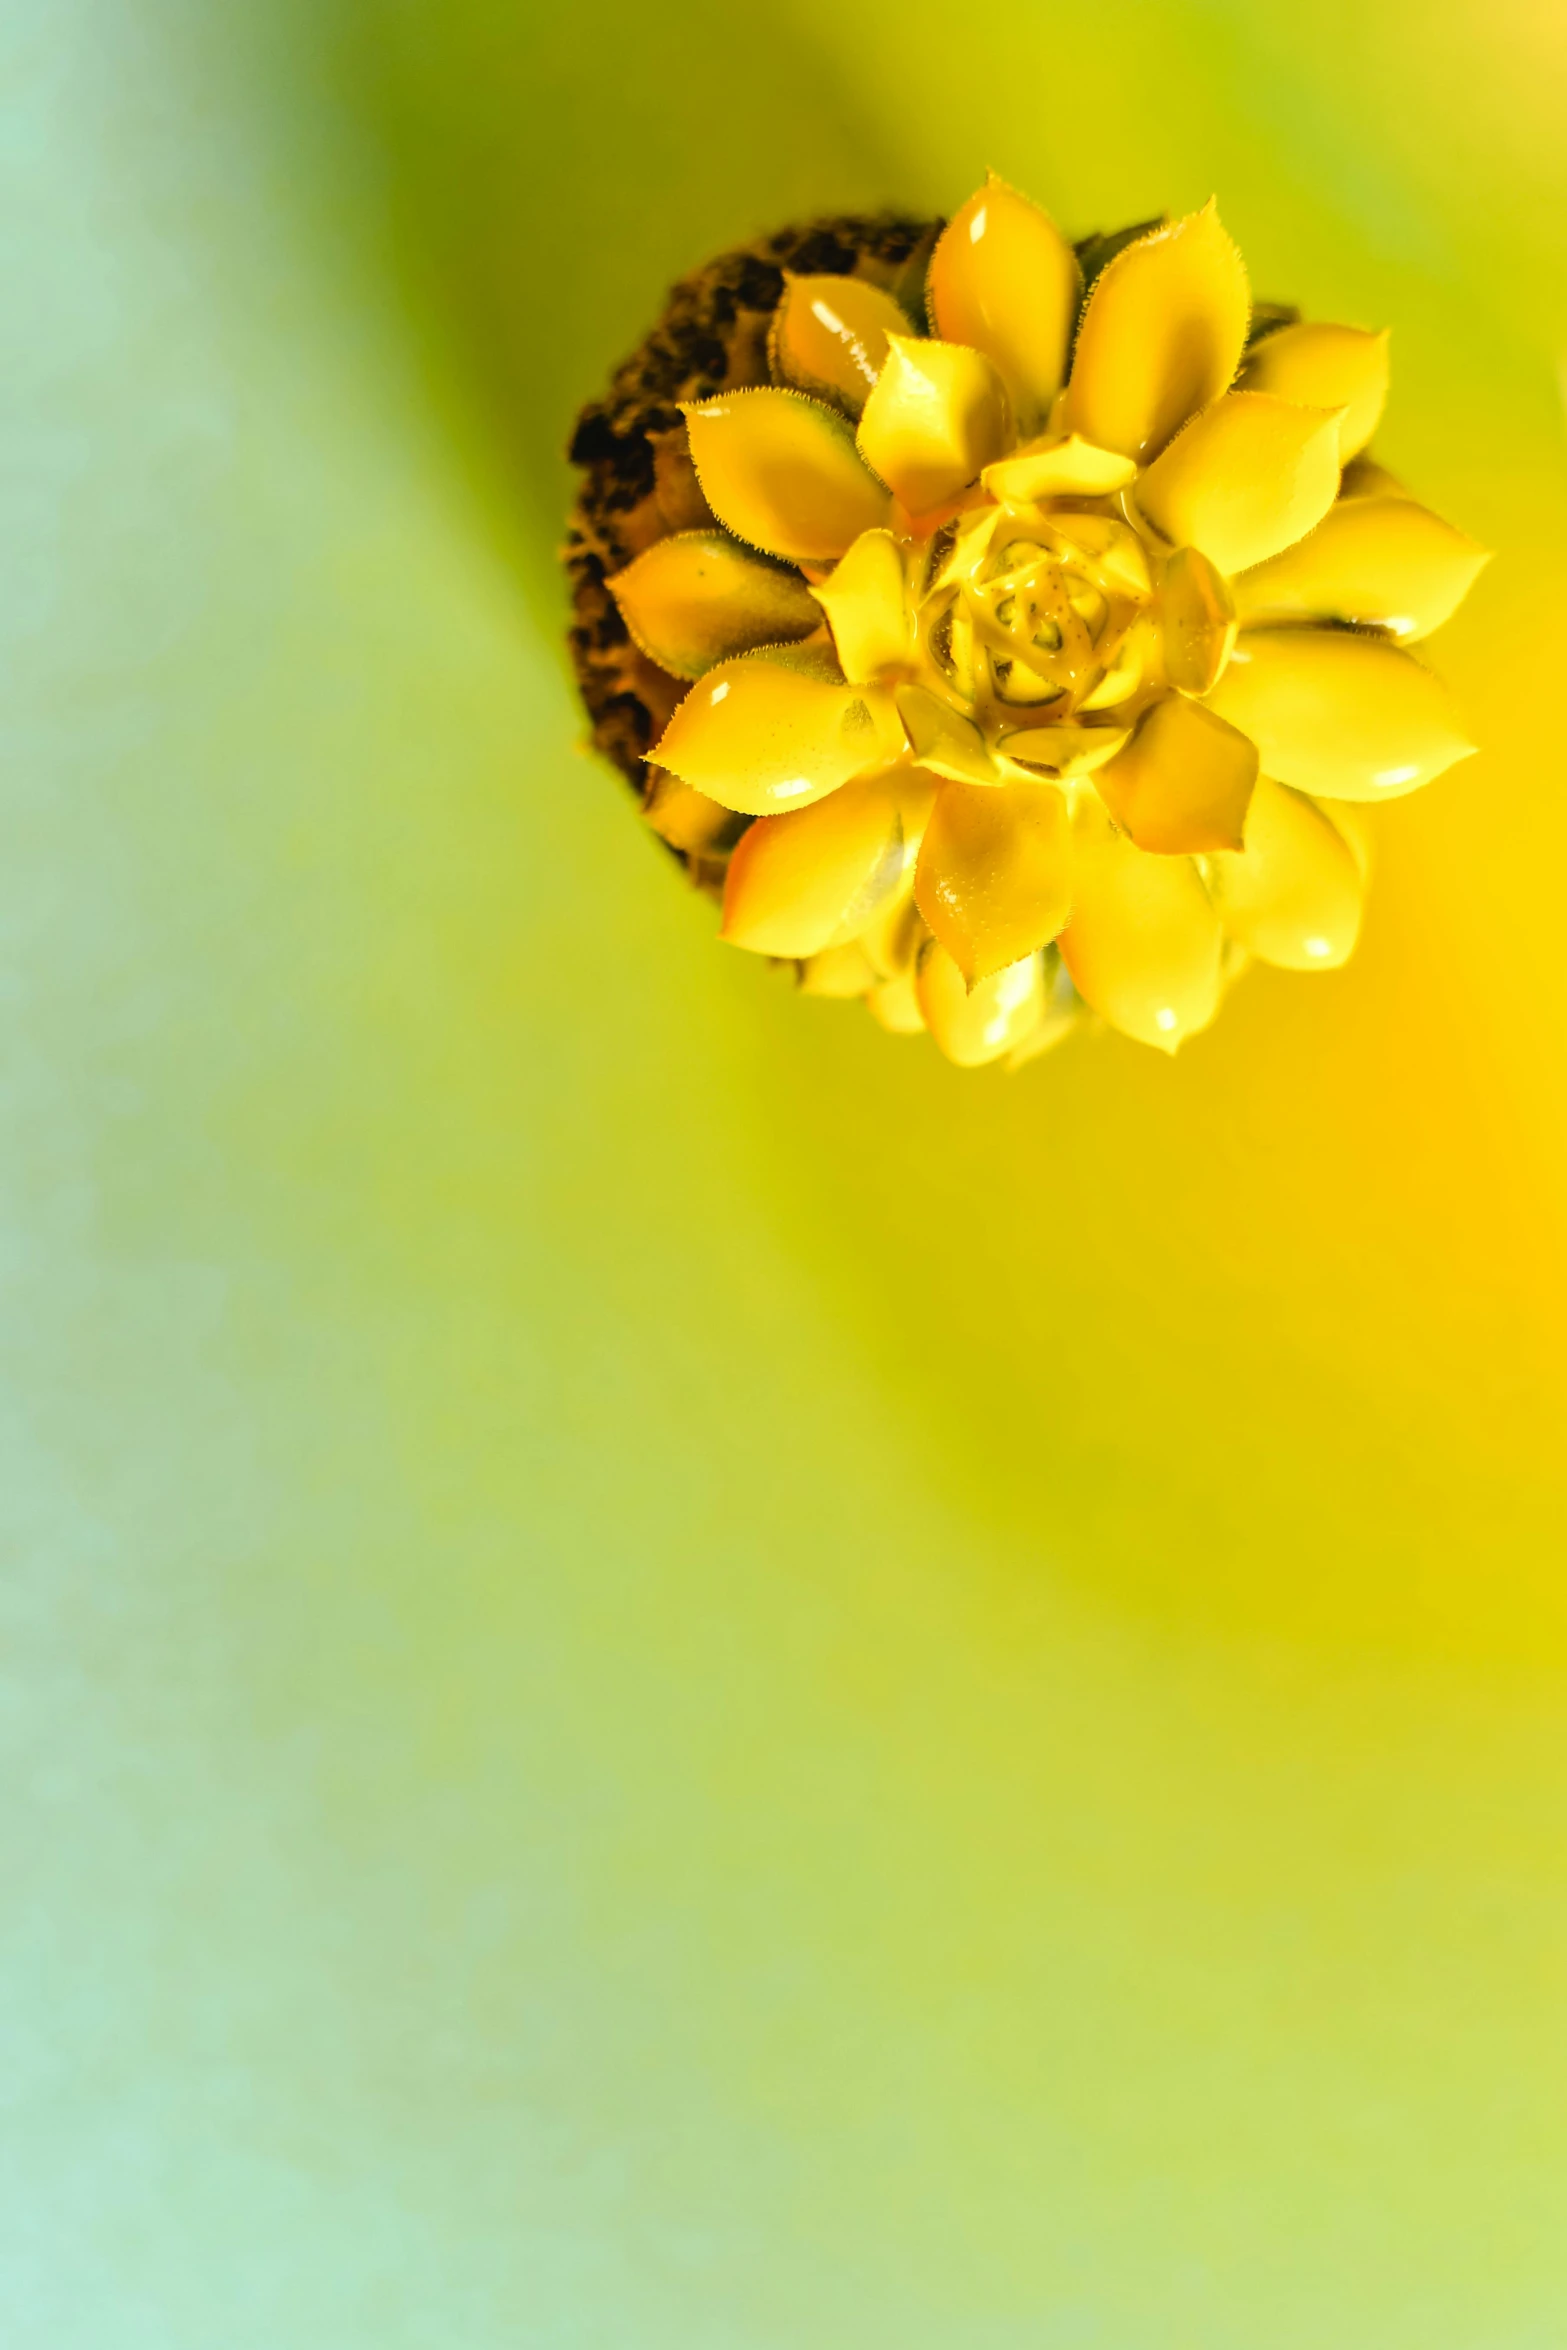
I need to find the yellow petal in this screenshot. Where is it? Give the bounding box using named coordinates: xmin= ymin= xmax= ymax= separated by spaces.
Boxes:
xmin=1159 ymin=545 xmax=1236 ymax=693
xmin=1040 ymin=509 xmax=1153 ymax=596
xmin=652 ymin=653 xmax=899 ymax=816
xmin=927 ymin=174 xmax=1082 ymax=431
xmin=1007 ymin=954 xmax=1082 ymax=1068
xmin=981 ymin=433 xmax=1138 ymax=502
xmin=1316 ymin=796 xmax=1374 ymax=880
xmin=996 ymin=722 xmax=1130 ymax=779
xmin=1231 ymin=495 xmax=1490 ymax=641
xmin=684 ymin=390 xmax=890 ymax=563
xmin=1136 ymin=392 xmax=1343 ymax=574
xmin=856 ymin=805 xmax=940 ymax=966
xmin=1238 ymin=322 xmax=1390 ymax=461
xmin=916 ymin=941 xmax=1048 ymax=1066
xmin=609 ymin=531 xmax=823 ymax=679
xmin=857 ymin=334 xmax=1011 ymax=516
xmin=868 ymin=968 xmax=928 ymax=1033
xmin=859 ymin=875 xmax=928 ymax=978
xmin=1094 ymin=693 xmax=1258 ymax=855
xmin=914 ymin=779 xmax=1072 ymax=983
xmin=1205 ymin=775 xmax=1364 ymax=969
xmin=926 ymin=503 xmax=1006 ymax=595
xmin=799 ymin=940 xmax=879 ymax=996
xmin=642 ymin=769 xmax=748 ymax=857
xmin=866 ymin=906 xmax=920 ymax=985
xmin=1063 ymin=202 xmax=1251 ymax=463
xmin=895 ymin=683 xmax=999 ymax=785
xmin=810 ymin=528 xmax=914 ymax=683
xmin=770 ymin=274 xmax=912 ymax=413
xmin=886 ymin=766 xmax=943 ymax=846
xmin=1077 ymin=616 xmax=1155 ymax=713
xmin=1340 ymin=457 xmax=1411 ymax=502
xmin=721 ymin=772 xmax=914 ymax=957
xmin=1207 ymin=628 xmax=1475 ymax=800
xmin=1059 ymin=797 xmax=1222 ymax=1051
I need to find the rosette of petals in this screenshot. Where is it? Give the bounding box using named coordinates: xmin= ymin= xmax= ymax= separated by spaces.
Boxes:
xmin=606 ymin=174 xmax=1486 ymax=1065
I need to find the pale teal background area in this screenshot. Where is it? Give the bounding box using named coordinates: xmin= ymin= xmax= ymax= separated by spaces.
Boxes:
xmin=6 ymin=1 xmax=1567 ymax=2344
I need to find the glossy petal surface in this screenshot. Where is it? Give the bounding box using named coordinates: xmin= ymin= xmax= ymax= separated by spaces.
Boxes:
xmin=914 ymin=780 xmax=1072 ymax=982
xmin=1063 ymin=203 xmax=1251 ymax=463
xmin=1095 ymin=693 xmax=1259 ymax=854
xmin=857 ymin=335 xmax=1011 ymax=515
xmin=797 ymin=939 xmax=879 ymax=995
xmin=867 ymin=967 xmax=927 ymax=1033
xmin=896 ymin=683 xmax=1000 ymax=785
xmin=1157 ymin=545 xmax=1236 ymax=694
xmin=1239 ymin=321 xmax=1390 ymax=459
xmin=1233 ymin=495 xmax=1490 ymax=639
xmin=928 ymin=175 xmax=1081 ymax=430
xmin=1205 ymin=775 xmax=1365 ymax=968
xmin=857 ymin=860 xmax=934 ymax=976
xmin=811 ymin=528 xmax=913 ymax=683
xmin=721 ymin=773 xmax=912 ymax=957
xmin=997 ymin=723 xmax=1130 ymax=779
xmin=982 ymin=434 xmax=1138 ymax=502
xmin=653 ymin=655 xmax=896 ymax=815
xmin=916 ymin=941 xmax=1048 ymax=1066
xmin=1136 ymin=392 xmax=1344 ymax=574
xmin=684 ymin=390 xmax=890 ymax=562
xmin=1060 ymin=799 xmax=1223 ymax=1050
xmin=1005 ymin=957 xmax=1083 ymax=1068
xmin=641 ymin=770 xmax=748 ymax=856
xmin=609 ymin=531 xmax=822 ymax=678
xmin=1317 ymin=794 xmax=1375 ymax=880
xmin=1208 ymin=628 xmax=1475 ymax=800
xmin=771 ymin=275 xmax=911 ymax=412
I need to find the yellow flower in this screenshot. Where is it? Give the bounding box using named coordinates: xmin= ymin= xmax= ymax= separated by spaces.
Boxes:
xmin=585 ymin=178 xmax=1488 ymax=1065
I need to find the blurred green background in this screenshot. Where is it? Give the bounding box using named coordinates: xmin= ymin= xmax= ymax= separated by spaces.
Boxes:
xmin=5 ymin=0 xmax=1567 ymax=2341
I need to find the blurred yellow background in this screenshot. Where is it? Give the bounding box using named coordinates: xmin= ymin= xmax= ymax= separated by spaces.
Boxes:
xmin=5 ymin=0 xmax=1567 ymax=2340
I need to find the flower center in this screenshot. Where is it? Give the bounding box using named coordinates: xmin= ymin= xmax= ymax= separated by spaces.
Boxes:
xmin=911 ymin=499 xmax=1156 ymax=750
xmin=902 ymin=495 xmax=1240 ymax=770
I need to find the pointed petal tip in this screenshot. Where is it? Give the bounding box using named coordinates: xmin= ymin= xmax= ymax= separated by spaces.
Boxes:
xmin=720 ymin=773 xmax=910 ymax=956
xmin=610 ymin=531 xmax=823 ymax=678
xmin=652 ymin=653 xmax=899 ymax=815
xmin=916 ymin=938 xmax=1051 ymax=1065
xmin=914 ymin=781 xmax=1071 ymax=985
xmin=929 ymin=178 xmax=1078 ymax=430
xmin=857 ymin=334 xmax=1012 ymax=512
xmin=683 ymin=388 xmax=891 ymax=562
xmin=1209 ymin=628 xmax=1475 ymax=800
xmin=1192 ymin=195 xmax=1240 ymax=250
xmin=1233 ymin=493 xmax=1491 ymax=638
xmin=1206 ymin=775 xmax=1366 ymax=968
xmin=1064 ymin=198 xmax=1250 ymax=461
